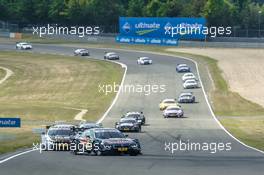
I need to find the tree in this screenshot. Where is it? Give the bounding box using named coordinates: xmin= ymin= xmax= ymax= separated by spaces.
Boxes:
xmin=203 ymin=0 xmax=235 ymax=26
xmin=0 ymin=0 xmax=8 ymax=20
xmin=127 ymin=0 xmax=146 ymax=17
xmin=48 ymin=0 xmax=68 ymax=24
xmin=145 ymin=0 xmax=164 ymax=17
xmin=158 ymin=0 xmax=184 ymax=17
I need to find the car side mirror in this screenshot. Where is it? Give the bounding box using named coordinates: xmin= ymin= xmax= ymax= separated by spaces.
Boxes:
xmin=41 ymin=132 xmax=45 ymax=135
xmin=125 ymin=134 xmax=129 ymax=137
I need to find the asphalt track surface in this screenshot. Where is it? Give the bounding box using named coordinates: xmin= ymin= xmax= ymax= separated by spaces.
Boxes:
xmin=0 ymin=43 xmax=264 ymax=175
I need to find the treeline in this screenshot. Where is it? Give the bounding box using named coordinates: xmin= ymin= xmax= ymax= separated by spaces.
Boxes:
xmin=0 ymin=0 xmax=263 ymax=30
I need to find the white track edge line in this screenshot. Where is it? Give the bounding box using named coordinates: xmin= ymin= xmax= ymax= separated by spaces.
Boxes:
xmin=0 ymin=149 xmax=37 ymax=164
xmin=96 ymin=60 xmax=127 ymax=124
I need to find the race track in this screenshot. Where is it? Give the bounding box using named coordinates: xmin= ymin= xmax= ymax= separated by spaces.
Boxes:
xmin=0 ymin=43 xmax=264 ymax=175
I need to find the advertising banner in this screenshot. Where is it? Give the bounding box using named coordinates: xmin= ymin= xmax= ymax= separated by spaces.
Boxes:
xmin=116 ymin=17 xmax=207 ymax=45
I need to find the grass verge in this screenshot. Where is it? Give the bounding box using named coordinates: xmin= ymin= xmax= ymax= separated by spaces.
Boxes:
xmin=0 ymin=51 xmax=123 ymax=154
xmin=0 ymin=68 xmax=6 ymax=80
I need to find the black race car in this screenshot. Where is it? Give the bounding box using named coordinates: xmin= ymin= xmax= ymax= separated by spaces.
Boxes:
xmin=122 ymin=112 xmax=146 ymax=125
xmin=115 ymin=118 xmax=141 ymax=132
xmin=70 ymin=128 xmax=141 ymax=156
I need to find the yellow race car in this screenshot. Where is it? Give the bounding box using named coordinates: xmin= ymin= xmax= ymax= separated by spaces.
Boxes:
xmin=159 ymin=98 xmax=181 ymax=110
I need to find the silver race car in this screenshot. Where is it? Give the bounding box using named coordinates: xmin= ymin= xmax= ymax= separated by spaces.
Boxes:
xmin=137 ymin=57 xmax=153 ymax=65
xmin=178 ymin=92 xmax=195 ymax=103
xmin=74 ymin=49 xmax=90 ymax=56
xmin=163 ymin=105 xmax=184 ymax=118
xmin=104 ymin=52 xmax=119 ymax=60
xmin=176 ymin=64 xmax=190 ymax=72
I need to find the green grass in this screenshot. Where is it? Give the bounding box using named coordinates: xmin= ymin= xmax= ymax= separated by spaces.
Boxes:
xmin=219 ymin=116 xmax=264 ymax=151
xmin=0 ymin=68 xmax=5 ymax=80
xmin=0 ymin=51 xmax=123 ymax=154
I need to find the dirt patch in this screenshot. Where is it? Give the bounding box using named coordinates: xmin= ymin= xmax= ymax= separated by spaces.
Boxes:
xmin=167 ymin=48 xmax=264 ymax=108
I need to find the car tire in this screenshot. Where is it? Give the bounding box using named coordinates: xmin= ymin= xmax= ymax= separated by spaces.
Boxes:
xmin=71 ymin=149 xmax=78 ymax=155
xmin=129 ymin=152 xmax=139 ymax=156
xmin=95 ymin=150 xmax=105 ymax=156
xmin=138 ymin=127 xmax=141 ymax=133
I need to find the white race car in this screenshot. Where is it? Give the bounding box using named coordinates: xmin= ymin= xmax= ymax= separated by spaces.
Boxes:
xmin=137 ymin=57 xmax=152 ymax=65
xmin=182 ymin=73 xmax=197 ymax=82
xmin=15 ymin=42 xmax=32 ymax=50
xmin=183 ymin=79 xmax=199 ymax=89
xmin=104 ymin=52 xmax=119 ymax=60
xmin=41 ymin=124 xmax=75 ymax=151
xmin=74 ymin=49 xmax=89 ymax=56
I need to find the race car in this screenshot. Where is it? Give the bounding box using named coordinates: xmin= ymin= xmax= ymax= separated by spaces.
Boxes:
xmin=176 ymin=64 xmax=190 ymax=72
xmin=183 ymin=79 xmax=199 ymax=89
xmin=71 ymin=128 xmax=141 ymax=156
xmin=121 ymin=111 xmax=145 ymax=125
xmin=163 ymin=105 xmax=184 ymax=118
xmin=15 ymin=42 xmax=32 ymax=50
xmin=115 ymin=118 xmax=141 ymax=132
xmin=74 ymin=49 xmax=89 ymax=56
xmin=182 ymin=73 xmax=197 ymax=82
xmin=159 ymin=98 xmax=180 ymax=110
xmin=41 ymin=123 xmax=75 ymax=151
xmin=104 ymin=52 xmax=119 ymax=60
xmin=137 ymin=57 xmax=152 ymax=65
xmin=178 ymin=92 xmax=195 ymax=103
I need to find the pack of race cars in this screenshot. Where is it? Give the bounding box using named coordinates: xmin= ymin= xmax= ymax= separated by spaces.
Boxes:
xmin=16 ymin=42 xmax=199 ymax=155
xmin=158 ymin=63 xmax=199 ymax=118
xmin=41 ymin=121 xmax=142 ymax=156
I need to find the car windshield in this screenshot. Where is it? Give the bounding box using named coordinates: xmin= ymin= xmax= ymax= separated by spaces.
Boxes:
xmin=120 ymin=120 xmax=136 ymax=124
xmin=21 ymin=43 xmax=29 ymax=45
xmin=142 ymin=58 xmax=149 ymax=60
xmin=48 ymin=129 xmax=73 ymax=136
xmin=186 ymin=80 xmax=196 ymax=83
xmin=81 ymin=124 xmax=97 ymax=128
xmin=168 ymin=107 xmax=180 ymax=110
xmin=95 ymin=131 xmax=125 ymax=139
xmin=126 ymin=114 xmax=140 ymax=118
xmin=182 ymin=95 xmax=191 ymax=98
xmin=164 ymin=100 xmax=175 ymax=103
